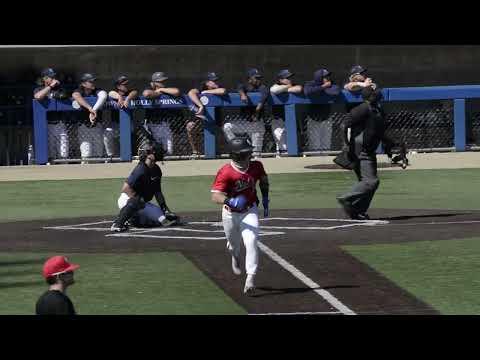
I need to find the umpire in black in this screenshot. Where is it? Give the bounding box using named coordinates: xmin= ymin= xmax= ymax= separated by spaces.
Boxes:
xmin=337 ymin=86 xmax=393 ymax=220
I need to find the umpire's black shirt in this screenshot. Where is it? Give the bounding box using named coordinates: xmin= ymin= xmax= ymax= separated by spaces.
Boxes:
xmin=127 ymin=162 xmax=162 ymax=202
xmin=36 ymin=290 xmax=76 ymax=315
xmin=345 ymin=102 xmax=387 ymax=154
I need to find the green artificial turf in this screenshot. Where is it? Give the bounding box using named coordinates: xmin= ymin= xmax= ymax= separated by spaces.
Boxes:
xmin=0 ymin=252 xmax=245 ymax=315
xmin=1 ymin=168 xmax=480 ymax=223
xmin=343 ymin=237 xmax=480 ymax=315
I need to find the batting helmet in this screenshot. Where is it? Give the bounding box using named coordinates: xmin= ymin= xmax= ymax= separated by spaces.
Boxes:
xmin=228 ymin=136 xmax=254 ymax=162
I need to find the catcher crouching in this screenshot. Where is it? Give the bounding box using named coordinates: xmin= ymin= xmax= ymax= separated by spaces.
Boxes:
xmin=110 ymin=127 xmax=180 ymax=232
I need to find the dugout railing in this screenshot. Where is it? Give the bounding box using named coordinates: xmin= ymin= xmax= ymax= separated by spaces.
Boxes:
xmin=32 ymin=85 xmax=480 ymax=165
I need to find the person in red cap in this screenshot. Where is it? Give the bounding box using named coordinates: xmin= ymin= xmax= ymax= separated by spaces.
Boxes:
xmin=35 ymin=256 xmax=80 ymax=315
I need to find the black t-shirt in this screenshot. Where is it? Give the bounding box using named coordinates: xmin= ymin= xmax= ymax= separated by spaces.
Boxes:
xmin=126 ymin=162 xmax=162 ymax=202
xmin=346 ymin=102 xmax=386 ymax=154
xmin=35 ymin=290 xmax=76 ymax=315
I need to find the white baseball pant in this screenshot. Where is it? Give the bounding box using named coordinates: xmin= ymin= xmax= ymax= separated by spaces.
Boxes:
xmin=306 ymin=118 xmax=333 ymax=151
xmin=117 ymin=192 xmax=167 ymax=227
xmin=48 ymin=121 xmax=69 ymax=159
xmin=78 ymin=123 xmax=105 ymax=158
xmin=103 ymin=122 xmax=118 ymax=157
xmin=149 ymin=121 xmax=173 ymax=155
xmin=222 ymin=205 xmax=259 ymax=276
xmin=270 ymin=117 xmax=287 ymax=152
xmin=223 ymin=119 xmax=265 ymax=155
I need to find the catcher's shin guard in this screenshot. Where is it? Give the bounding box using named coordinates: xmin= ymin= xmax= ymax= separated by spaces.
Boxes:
xmin=114 ymin=197 xmax=145 ymax=227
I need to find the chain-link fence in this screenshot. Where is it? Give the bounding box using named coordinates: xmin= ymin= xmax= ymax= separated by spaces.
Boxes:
xmin=296 ymin=100 xmax=454 ymax=154
xmin=0 ymin=85 xmax=33 ymax=166
xmin=218 ymin=106 xmax=284 ymax=157
xmin=0 ymin=110 xmax=32 ymax=166
xmin=43 ymin=99 xmax=457 ymax=163
xmin=132 ymin=108 xmax=203 ymax=159
xmin=47 ymin=109 xmax=120 ymax=163
xmin=466 ymin=99 xmax=480 ymax=148
xmin=383 ymin=100 xmax=454 ymax=151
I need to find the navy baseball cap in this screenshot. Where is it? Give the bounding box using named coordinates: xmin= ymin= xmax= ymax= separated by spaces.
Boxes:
xmin=206 ymin=72 xmax=219 ymax=81
xmin=81 ymin=73 xmax=96 ymax=82
xmin=314 ymin=69 xmax=331 ymax=82
xmin=247 ymin=68 xmax=263 ymax=78
xmin=41 ymin=68 xmax=56 ymax=78
xmin=115 ymin=75 xmax=129 ymax=85
xmin=151 ymin=72 xmax=168 ymax=82
xmin=350 ymin=65 xmax=367 ymax=75
xmin=277 ymin=69 xmax=294 ymax=79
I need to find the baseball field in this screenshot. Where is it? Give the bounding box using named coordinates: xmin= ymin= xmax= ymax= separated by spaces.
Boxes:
xmin=2 ymin=153 xmax=480 ymax=315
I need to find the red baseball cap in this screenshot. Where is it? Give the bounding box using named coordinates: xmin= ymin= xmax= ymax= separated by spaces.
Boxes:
xmin=43 ymin=256 xmax=80 ymax=279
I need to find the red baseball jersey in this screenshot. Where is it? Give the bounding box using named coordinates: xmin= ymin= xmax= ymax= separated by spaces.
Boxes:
xmin=211 ymin=161 xmax=267 ymax=207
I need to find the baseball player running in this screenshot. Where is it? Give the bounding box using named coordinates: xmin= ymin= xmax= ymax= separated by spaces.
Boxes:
xmin=211 ymin=136 xmax=270 ymax=295
xmin=110 ymin=127 xmax=180 ymax=232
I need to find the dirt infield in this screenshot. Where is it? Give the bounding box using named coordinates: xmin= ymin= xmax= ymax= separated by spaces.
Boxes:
xmin=4 ymin=208 xmax=480 ymax=315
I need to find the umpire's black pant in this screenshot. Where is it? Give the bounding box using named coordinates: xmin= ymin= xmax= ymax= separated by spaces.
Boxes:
xmin=339 ymin=151 xmax=379 ymax=215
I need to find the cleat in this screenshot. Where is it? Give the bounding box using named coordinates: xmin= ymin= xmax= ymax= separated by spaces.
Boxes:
xmin=160 ymin=218 xmax=176 ymax=227
xmin=337 ymin=197 xmax=357 ymax=219
xmin=353 ymin=213 xmax=370 ymax=220
xmin=110 ymin=222 xmax=128 ymax=232
xmin=244 ymin=274 xmax=256 ymax=295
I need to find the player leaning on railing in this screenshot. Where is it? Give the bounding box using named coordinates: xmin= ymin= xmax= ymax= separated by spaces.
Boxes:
xmin=108 ymin=75 xmax=139 ymax=109
xmin=72 ymin=73 xmax=109 ymax=162
xmin=142 ymin=72 xmax=181 ymax=156
xmin=34 ymin=68 xmax=71 ymax=161
xmin=187 ymin=72 xmax=227 ymax=159
xmin=269 ymin=69 xmax=303 ymax=156
xmin=223 ymin=68 xmax=269 ymax=159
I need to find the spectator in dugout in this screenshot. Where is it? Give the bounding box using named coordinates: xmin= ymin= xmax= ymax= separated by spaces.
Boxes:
xmin=142 ymin=72 xmax=181 ymax=156
xmin=34 ymin=68 xmax=71 ymax=161
xmin=187 ymin=72 xmax=227 ymax=159
xmin=33 ymin=68 xmax=70 ymax=101
xmin=223 ymin=68 xmax=269 ymax=158
xmin=269 ymin=69 xmax=303 ymax=156
xmin=72 ymin=73 xmax=109 ymax=162
xmin=303 ymin=69 xmax=341 ymax=151
xmin=36 ymin=256 xmax=80 ymax=315
xmin=108 ymin=75 xmax=139 ymax=108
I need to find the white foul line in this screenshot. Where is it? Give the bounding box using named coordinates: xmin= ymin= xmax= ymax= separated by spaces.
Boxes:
xmin=106 ymin=231 xmax=285 ymax=241
xmin=106 ymin=233 xmax=227 ymax=240
xmin=249 ymin=311 xmax=342 ymax=315
xmin=257 ymin=241 xmax=356 ymax=315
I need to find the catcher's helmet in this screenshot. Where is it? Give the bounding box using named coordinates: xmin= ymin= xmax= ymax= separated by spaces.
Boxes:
xmin=228 ymin=136 xmax=254 ymax=161
xmin=138 ymin=143 xmax=164 ymax=162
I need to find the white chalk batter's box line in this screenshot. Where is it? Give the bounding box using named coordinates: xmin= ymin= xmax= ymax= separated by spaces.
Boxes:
xmin=43 ymin=217 xmax=391 ymax=240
